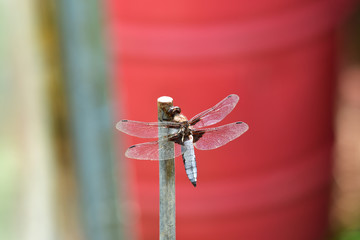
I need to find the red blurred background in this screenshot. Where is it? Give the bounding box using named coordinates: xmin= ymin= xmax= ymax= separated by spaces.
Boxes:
xmin=106 ymin=0 xmax=358 ymax=239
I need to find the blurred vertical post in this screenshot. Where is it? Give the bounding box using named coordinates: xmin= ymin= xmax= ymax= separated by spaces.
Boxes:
xmin=0 ymin=1 xmax=56 ymax=240
xmin=56 ymin=1 xmax=123 ymax=240
xmin=331 ymin=5 xmax=360 ymax=239
xmin=158 ymin=97 xmax=176 ymax=240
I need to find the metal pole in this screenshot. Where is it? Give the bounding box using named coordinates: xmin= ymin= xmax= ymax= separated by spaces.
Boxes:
xmin=158 ymin=96 xmax=176 ymax=240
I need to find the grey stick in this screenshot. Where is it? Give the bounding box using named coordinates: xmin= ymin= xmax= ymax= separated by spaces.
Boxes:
xmin=158 ymin=96 xmax=176 ymax=240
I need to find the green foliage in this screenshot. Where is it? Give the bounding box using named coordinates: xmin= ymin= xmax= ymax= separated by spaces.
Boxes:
xmin=336 ymin=230 xmax=360 ymax=240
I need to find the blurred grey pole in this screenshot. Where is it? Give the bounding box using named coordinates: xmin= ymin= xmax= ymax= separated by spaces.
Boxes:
xmin=158 ymin=97 xmax=176 ymax=240
xmin=56 ymin=0 xmax=123 ymax=240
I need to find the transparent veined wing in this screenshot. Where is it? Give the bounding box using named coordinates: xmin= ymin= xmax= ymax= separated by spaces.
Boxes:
xmin=125 ymin=139 xmax=182 ymax=160
xmin=189 ymin=94 xmax=239 ymax=129
xmin=116 ymin=120 xmax=180 ymax=138
xmin=194 ymin=122 xmax=249 ymax=150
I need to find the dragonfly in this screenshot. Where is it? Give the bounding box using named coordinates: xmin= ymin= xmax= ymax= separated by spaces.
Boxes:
xmin=116 ymin=94 xmax=249 ymax=187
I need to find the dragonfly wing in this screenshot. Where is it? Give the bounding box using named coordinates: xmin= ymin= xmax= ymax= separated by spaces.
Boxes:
xmin=116 ymin=120 xmax=180 ymax=138
xmin=125 ymin=140 xmax=182 ymax=160
xmin=194 ymin=122 xmax=249 ymax=150
xmin=189 ymin=94 xmax=239 ymax=128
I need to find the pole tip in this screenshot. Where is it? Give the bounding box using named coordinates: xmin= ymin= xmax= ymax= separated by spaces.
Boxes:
xmin=157 ymin=96 xmax=173 ymax=103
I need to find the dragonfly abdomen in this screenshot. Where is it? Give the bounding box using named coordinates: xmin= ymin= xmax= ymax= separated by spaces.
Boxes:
xmin=181 ymin=137 xmax=197 ymax=187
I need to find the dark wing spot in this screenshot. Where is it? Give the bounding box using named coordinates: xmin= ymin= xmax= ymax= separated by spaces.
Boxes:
xmin=189 ymin=117 xmax=201 ymax=126
xmin=129 ymin=145 xmax=136 ymax=149
xmin=122 ymin=120 xmax=128 ymax=122
xmin=167 ymin=124 xmax=181 ymax=129
xmin=192 ymin=130 xmax=205 ymax=143
xmin=168 ymin=134 xmax=184 ymax=145
xmin=236 ymin=121 xmax=243 ymax=124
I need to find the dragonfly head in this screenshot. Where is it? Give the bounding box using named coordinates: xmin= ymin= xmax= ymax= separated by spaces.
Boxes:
xmin=168 ymin=106 xmax=181 ymax=117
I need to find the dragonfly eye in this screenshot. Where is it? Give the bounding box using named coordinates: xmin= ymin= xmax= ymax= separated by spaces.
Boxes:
xmin=168 ymin=106 xmax=181 ymax=116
